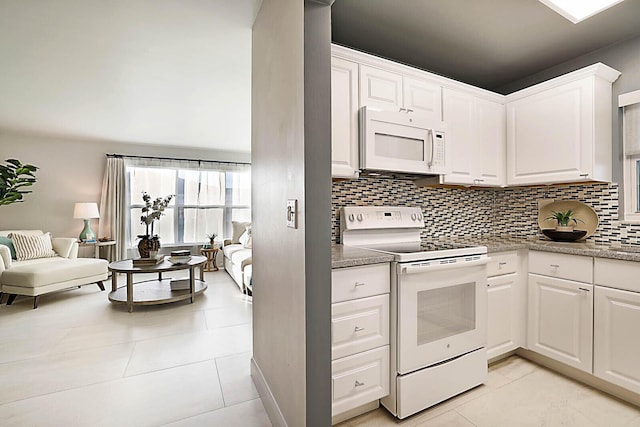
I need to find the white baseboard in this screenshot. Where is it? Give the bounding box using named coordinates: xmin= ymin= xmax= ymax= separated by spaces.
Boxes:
xmin=251 ymin=357 xmax=288 ymax=427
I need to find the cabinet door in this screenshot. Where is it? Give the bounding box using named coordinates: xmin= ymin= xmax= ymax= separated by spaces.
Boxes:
xmin=594 ymin=286 xmax=640 ymax=394
xmin=507 ymin=79 xmax=594 ymax=185
xmin=402 ymin=76 xmax=441 ymax=121
xmin=442 ymin=88 xmax=476 ymax=185
xmin=331 ymin=57 xmax=360 ymax=178
xmin=487 ymin=273 xmax=520 ymax=359
xmin=359 ymin=65 xmax=403 ymax=110
xmin=528 ymin=274 xmax=593 ymax=373
xmin=476 ymin=98 xmax=505 ymax=186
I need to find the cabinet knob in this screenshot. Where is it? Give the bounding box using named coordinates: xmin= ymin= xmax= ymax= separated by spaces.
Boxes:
xmin=354 ymin=380 xmax=365 ymax=387
xmin=354 ymin=326 xmax=365 ymax=332
xmin=550 ymin=264 xmax=560 ymax=268
xmin=498 ymin=262 xmax=507 ymax=266
xmin=354 ymin=282 xmax=366 ymax=287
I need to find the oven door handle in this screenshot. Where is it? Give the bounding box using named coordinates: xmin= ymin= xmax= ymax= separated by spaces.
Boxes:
xmin=400 ymin=258 xmax=488 ymax=274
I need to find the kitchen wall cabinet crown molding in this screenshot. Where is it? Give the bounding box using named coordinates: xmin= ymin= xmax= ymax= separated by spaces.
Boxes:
xmin=331 ymin=44 xmax=504 ymax=103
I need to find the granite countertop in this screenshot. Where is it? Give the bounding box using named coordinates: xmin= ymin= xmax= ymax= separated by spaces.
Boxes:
xmin=332 ymin=237 xmax=640 ymax=268
xmin=331 ymin=245 xmax=394 ymax=269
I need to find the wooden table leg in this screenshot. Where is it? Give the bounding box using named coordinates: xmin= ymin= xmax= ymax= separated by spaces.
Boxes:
xmin=127 ymin=273 xmax=133 ymax=313
xmin=111 ymin=271 xmax=117 ymax=292
xmin=199 ymin=264 xmax=204 ymax=282
xmin=212 ymin=249 xmax=219 ymax=271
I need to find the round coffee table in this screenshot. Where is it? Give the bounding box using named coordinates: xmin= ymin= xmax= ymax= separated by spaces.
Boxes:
xmin=108 ymin=256 xmax=207 ymax=312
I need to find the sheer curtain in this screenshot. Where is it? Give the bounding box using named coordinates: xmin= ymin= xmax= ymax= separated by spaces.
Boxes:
xmin=99 ymin=156 xmax=127 ymax=260
xmin=124 ymin=157 xmax=251 ymax=247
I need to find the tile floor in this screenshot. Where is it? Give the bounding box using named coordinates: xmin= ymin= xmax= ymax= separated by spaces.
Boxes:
xmin=0 ymin=270 xmax=271 ymax=427
xmin=337 ymin=356 xmax=640 ymax=427
xmin=2 ymin=271 xmax=639 ymax=427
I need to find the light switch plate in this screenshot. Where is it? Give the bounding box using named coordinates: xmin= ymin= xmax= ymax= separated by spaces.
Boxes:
xmin=287 ymin=199 xmax=297 ymax=228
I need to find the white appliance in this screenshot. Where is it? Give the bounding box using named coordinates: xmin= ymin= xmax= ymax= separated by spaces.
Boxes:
xmin=360 ymin=107 xmax=448 ymax=175
xmin=341 ymin=206 xmax=488 ymax=419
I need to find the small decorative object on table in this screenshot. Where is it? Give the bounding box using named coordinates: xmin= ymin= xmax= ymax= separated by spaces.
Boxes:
xmin=132 ymin=255 xmax=164 ymax=266
xmin=137 ymin=191 xmax=173 ymax=258
xmin=168 ymin=249 xmax=192 ymax=265
xmin=206 ymin=232 xmax=218 ymax=249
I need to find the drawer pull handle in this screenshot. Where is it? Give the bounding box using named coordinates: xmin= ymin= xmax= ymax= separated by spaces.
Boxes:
xmin=498 ymin=262 xmax=507 ymax=266
xmin=354 ymin=326 xmax=365 ymax=332
xmin=550 ymin=264 xmax=560 ymax=268
xmin=578 ymin=287 xmax=590 ymax=292
xmin=354 ymin=380 xmax=365 ymax=387
xmin=354 ymin=282 xmax=366 ymax=287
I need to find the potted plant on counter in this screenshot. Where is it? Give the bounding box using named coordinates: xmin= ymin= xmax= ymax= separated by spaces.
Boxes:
xmin=546 ymin=209 xmax=584 ymax=232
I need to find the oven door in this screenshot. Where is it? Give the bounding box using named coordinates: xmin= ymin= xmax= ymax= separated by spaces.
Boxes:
xmin=397 ymin=258 xmax=487 ymax=374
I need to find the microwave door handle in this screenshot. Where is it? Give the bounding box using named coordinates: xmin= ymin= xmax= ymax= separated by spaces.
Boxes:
xmin=401 ymin=258 xmax=488 ymax=274
xmin=427 ymin=129 xmax=434 ymax=167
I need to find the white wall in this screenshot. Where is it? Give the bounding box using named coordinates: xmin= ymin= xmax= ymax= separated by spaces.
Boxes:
xmin=0 ymin=130 xmax=249 ymax=242
xmin=251 ymin=0 xmax=307 ymax=425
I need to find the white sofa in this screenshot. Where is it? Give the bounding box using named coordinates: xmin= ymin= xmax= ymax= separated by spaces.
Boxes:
xmin=222 ymin=221 xmax=252 ymax=293
xmin=0 ymin=230 xmax=109 ymax=309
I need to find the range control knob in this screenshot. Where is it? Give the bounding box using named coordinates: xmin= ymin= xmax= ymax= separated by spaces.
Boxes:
xmin=357 ymin=213 xmax=364 ymax=222
xmin=348 ymin=214 xmax=355 ymax=222
xmin=417 ymin=213 xmax=423 ymax=221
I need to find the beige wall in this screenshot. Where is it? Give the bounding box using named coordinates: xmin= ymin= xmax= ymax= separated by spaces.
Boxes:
xmin=251 ymin=0 xmax=307 ymax=425
xmin=0 ymin=130 xmax=250 ymax=242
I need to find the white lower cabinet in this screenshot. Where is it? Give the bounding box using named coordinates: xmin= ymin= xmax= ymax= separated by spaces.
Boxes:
xmin=331 ymin=346 xmax=390 ymax=417
xmin=331 ymin=263 xmax=390 ymax=420
xmin=527 ymin=273 xmax=593 ymax=373
xmin=486 ymin=251 xmax=525 ymax=360
xmin=593 ymin=258 xmax=640 ymax=394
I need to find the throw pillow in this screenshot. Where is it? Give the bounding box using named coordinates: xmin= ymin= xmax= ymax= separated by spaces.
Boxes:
xmin=0 ymin=236 xmax=17 ymax=260
xmin=231 ymin=221 xmax=251 ymax=244
xmin=239 ymin=225 xmax=252 ymax=249
xmin=9 ymin=232 xmax=57 ymax=261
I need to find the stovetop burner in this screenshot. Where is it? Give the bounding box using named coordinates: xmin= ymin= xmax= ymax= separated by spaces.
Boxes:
xmin=357 ymin=239 xmax=487 ymax=262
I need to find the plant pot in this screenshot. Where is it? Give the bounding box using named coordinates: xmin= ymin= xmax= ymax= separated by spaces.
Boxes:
xmin=137 ymin=235 xmax=160 ymax=258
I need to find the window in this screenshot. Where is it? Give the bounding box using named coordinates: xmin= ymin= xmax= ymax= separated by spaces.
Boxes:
xmin=126 ymin=160 xmax=250 ymax=246
xmin=621 ymin=92 xmax=640 ymax=221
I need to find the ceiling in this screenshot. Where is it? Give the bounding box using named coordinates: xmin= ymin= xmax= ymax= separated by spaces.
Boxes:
xmin=0 ymin=0 xmax=261 ymax=152
xmin=331 ymin=0 xmax=640 ymax=93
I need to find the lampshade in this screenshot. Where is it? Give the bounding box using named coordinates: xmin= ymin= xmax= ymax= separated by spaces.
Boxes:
xmin=73 ymin=202 xmax=100 ymax=219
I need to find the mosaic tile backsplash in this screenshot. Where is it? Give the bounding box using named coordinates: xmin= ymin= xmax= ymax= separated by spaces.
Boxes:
xmin=332 ymin=175 xmax=640 ymax=246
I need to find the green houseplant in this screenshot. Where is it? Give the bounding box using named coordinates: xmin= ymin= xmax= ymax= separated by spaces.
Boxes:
xmin=137 ymin=192 xmax=174 ymax=258
xmin=546 ymin=209 xmax=583 ymax=232
xmin=0 ymin=159 xmax=38 ymax=206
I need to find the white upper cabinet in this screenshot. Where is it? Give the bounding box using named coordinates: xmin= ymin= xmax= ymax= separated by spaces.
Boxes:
xmin=402 ymin=76 xmax=442 ymax=121
xmin=441 ymin=88 xmax=505 ymax=186
xmin=506 ymin=64 xmax=621 ymax=186
xmin=360 ymin=65 xmax=442 ymax=122
xmin=359 ymin=65 xmax=404 ymax=110
xmin=331 ymin=57 xmax=360 ymax=179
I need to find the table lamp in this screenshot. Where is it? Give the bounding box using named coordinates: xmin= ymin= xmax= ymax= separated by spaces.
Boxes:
xmin=74 ymin=202 xmax=100 ymax=242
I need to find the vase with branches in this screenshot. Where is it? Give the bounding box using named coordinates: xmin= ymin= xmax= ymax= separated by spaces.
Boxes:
xmin=137 ymin=192 xmax=173 ymax=258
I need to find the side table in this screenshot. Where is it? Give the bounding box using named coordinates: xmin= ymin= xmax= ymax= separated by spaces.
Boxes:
xmin=200 ymin=247 xmax=219 ymax=272
xmin=79 ymin=240 xmax=117 ymax=261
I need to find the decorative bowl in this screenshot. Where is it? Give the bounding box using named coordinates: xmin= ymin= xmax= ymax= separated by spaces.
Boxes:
xmin=541 ymin=229 xmax=587 ymax=242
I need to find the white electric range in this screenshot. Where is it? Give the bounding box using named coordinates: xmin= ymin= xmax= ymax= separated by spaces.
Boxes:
xmin=341 ymin=206 xmax=488 ymax=419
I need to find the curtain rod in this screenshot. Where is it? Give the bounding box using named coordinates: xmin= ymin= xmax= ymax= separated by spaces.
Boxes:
xmin=106 ymin=153 xmax=250 ymax=166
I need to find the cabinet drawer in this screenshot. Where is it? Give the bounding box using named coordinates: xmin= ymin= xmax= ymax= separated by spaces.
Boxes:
xmin=332 ymin=346 xmax=389 ymax=416
xmin=529 ymin=251 xmax=592 ymax=283
xmin=487 ymin=252 xmax=518 ymax=277
xmin=594 ymin=258 xmax=640 ymax=293
xmin=332 ymin=263 xmax=390 ymax=303
xmin=332 ymin=294 xmax=389 ymax=360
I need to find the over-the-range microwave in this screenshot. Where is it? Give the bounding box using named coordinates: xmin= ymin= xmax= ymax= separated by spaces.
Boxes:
xmin=359 ymin=106 xmax=448 ymax=175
